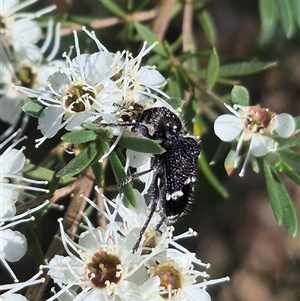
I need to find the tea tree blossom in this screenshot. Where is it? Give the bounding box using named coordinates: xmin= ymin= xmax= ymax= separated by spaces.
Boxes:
xmin=44 ymin=190 xmax=228 ymax=301
xmin=17 ymin=27 xmax=169 ymax=147
xmin=0 ymin=58 xmax=64 ymax=129
xmin=0 ymin=0 xmax=60 ymax=132
xmin=0 ymin=131 xmax=49 ymax=281
xmin=0 ymin=0 xmax=56 ymax=63
xmin=214 ymin=104 xmax=295 ymax=176
xmin=0 ymin=132 xmax=49 ymax=218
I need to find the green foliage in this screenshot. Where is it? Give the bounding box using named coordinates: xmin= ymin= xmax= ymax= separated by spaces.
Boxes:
xmin=57 ymin=139 xmax=107 ymax=179
xmin=206 ymin=48 xmax=219 ymax=91
xmin=118 ymin=136 xmax=165 ymax=154
xmin=61 ymin=130 xmax=98 ymax=144
xmin=259 ymin=0 xmax=300 ymax=43
xmin=109 ymin=150 xmax=136 ymax=208
xmin=263 ymin=161 xmax=298 ymax=237
xmin=231 ymin=85 xmax=249 ymax=106
xmin=22 ymin=100 xmax=44 ymax=118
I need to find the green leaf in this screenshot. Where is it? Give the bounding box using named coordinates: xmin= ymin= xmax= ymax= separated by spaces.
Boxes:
xmin=99 ymin=0 xmax=126 ymax=17
xmin=165 ymin=97 xmax=184 ymax=110
xmin=23 ymin=164 xmax=54 ymax=182
xmin=61 ymin=130 xmax=98 ymax=144
xmin=118 ymin=136 xmax=165 ymax=154
xmin=22 ymin=100 xmax=44 ymax=118
xmin=210 ymin=142 xmax=231 ymax=166
xmin=108 ymin=151 xmax=136 ymax=208
xmin=278 ymin=149 xmax=300 ymax=174
xmin=198 ymin=9 xmax=217 ymax=46
xmin=206 ymin=48 xmax=219 ymax=91
xmin=291 ymin=0 xmax=300 ymax=27
xmin=276 ymin=0 xmax=295 ymax=38
xmin=218 ymin=61 xmax=277 ymax=77
xmin=224 ymin=149 xmax=237 ymax=176
xmin=231 ymin=85 xmax=250 ymax=106
xmin=199 ymin=151 xmax=229 ymax=199
xmin=134 ymin=22 xmax=167 ymax=57
xmin=259 ymin=0 xmax=276 ymax=26
xmin=57 ymin=139 xmax=104 ymax=179
xmin=275 ymin=160 xmax=300 ymax=185
xmin=173 ymin=65 xmax=191 ymax=91
xmin=263 ymin=160 xmax=298 ymax=237
xmin=277 ymin=133 xmax=300 ymax=149
xmin=166 ymin=77 xmax=183 ymax=99
xmin=250 ymin=156 xmax=260 ymax=173
xmin=23 ymin=223 xmax=45 ymax=266
xmin=294 ymin=116 xmax=300 ymax=130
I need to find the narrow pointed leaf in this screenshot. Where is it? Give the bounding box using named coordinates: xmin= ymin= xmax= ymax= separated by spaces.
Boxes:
xmin=291 ymin=0 xmax=300 ymax=27
xmin=259 ymin=0 xmax=276 ymax=26
xmin=218 ymin=61 xmax=277 ymax=77
xmin=263 ymin=161 xmax=298 ymax=237
xmin=118 ymin=136 xmax=165 ymax=154
xmin=197 ymin=9 xmax=217 ymax=46
xmin=278 ymin=149 xmax=300 ymax=174
xmin=199 ymin=151 xmax=229 ymax=198
xmin=99 ymin=0 xmax=126 ymax=17
xmin=276 ymin=161 xmax=300 ymax=185
xmin=134 ymin=22 xmax=167 ymax=57
xmin=58 ymin=139 xmax=103 ymax=179
xmin=277 ymin=133 xmax=300 ymax=149
xmin=61 ymin=130 xmax=98 ymax=144
xmin=109 ymin=151 xmax=136 ymax=208
xmin=276 ymin=0 xmax=295 ymax=38
xmin=206 ymin=48 xmax=219 ymax=91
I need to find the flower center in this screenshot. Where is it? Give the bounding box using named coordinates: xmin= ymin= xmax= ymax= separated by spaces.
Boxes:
xmin=245 ymin=106 xmax=272 ymax=132
xmin=16 ymin=66 xmax=36 ymax=88
xmin=86 ymin=251 xmax=122 ymax=288
xmin=63 ymin=83 xmax=96 ymax=112
xmin=152 ymin=261 xmax=182 ymax=296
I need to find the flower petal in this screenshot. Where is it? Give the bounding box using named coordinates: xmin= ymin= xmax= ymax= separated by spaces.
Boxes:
xmin=271 ymin=113 xmax=295 ymax=138
xmin=249 ymin=134 xmax=275 ymax=157
xmin=214 ymin=114 xmax=244 ymax=141
xmin=0 ymin=187 xmax=18 ymax=218
xmin=38 ymin=106 xmax=63 ymax=137
xmin=0 ymin=229 xmax=27 ymax=262
xmin=136 ymin=67 xmax=167 ymax=88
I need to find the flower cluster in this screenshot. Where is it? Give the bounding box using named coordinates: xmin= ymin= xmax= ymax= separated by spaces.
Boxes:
xmin=17 ymin=27 xmax=168 ymax=147
xmin=214 ymin=104 xmax=296 ymax=176
xmin=0 ymin=0 xmax=61 ymax=132
xmin=44 ymin=189 xmax=228 ymax=301
xmin=0 ymin=131 xmax=48 ymax=283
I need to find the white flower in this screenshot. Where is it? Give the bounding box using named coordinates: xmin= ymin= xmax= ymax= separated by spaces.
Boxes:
xmin=0 ymin=229 xmax=27 ymax=263
xmin=214 ymin=104 xmax=295 ymax=176
xmin=0 ymin=132 xmax=48 ymax=218
xmin=0 ymin=201 xmax=49 ymax=282
xmin=44 ymin=216 xmax=157 ymax=301
xmin=1 ymin=58 xmax=64 ymax=127
xmin=96 ymin=189 xmax=169 ymax=253
xmin=82 ymin=27 xmax=168 ymax=107
xmin=0 ymin=0 xmax=56 ymax=63
xmin=17 ymin=30 xmax=124 ymax=147
xmin=45 ymin=189 xmax=229 ymax=300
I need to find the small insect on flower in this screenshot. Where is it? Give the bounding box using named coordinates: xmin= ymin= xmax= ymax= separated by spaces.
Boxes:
xmin=102 ymin=106 xmax=201 ymax=252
